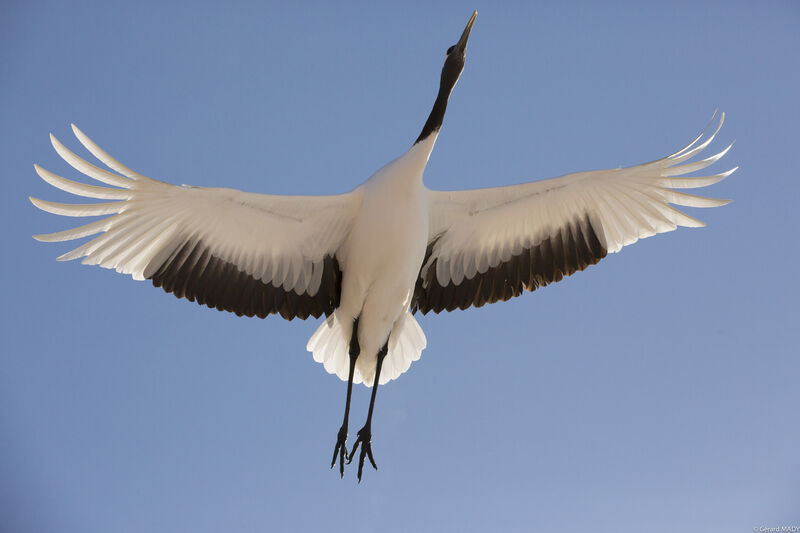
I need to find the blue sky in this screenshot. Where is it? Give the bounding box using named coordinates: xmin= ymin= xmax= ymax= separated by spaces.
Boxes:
xmin=2 ymin=1 xmax=798 ymax=531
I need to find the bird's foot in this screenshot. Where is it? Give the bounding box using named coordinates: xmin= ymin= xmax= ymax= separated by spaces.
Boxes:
xmin=331 ymin=424 xmax=348 ymax=477
xmin=347 ymin=424 xmax=377 ymax=482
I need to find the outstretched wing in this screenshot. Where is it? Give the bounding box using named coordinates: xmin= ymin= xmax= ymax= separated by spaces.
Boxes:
xmin=414 ymin=113 xmax=735 ymax=314
xmin=31 ymin=125 xmax=361 ymax=320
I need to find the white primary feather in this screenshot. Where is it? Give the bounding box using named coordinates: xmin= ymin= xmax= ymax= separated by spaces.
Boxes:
xmin=424 ymin=112 xmax=735 ymax=288
xmin=31 ymin=125 xmax=361 ymax=292
xmin=31 ymin=113 xmax=733 ymax=386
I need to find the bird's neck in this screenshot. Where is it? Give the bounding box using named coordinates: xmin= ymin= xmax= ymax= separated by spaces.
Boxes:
xmin=415 ymin=76 xmax=457 ymax=146
xmin=366 ymin=133 xmax=437 ymax=192
xmin=375 ymin=67 xmax=460 ymax=189
xmin=407 ymin=131 xmax=438 ymax=168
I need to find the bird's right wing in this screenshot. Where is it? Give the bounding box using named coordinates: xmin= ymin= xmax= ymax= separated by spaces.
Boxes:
xmin=414 ymin=113 xmax=735 ymax=314
xmin=31 ymin=125 xmax=362 ymax=320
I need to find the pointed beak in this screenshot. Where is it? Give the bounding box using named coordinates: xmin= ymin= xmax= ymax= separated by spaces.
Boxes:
xmin=455 ymin=11 xmax=477 ymax=53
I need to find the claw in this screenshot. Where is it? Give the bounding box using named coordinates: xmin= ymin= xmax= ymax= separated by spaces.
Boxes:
xmin=347 ymin=425 xmax=377 ymax=482
xmin=346 ymin=442 xmax=358 ymax=464
xmin=331 ymin=425 xmax=348 ymax=478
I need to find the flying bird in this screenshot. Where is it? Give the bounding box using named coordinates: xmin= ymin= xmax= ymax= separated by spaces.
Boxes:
xmin=31 ymin=11 xmax=735 ymax=481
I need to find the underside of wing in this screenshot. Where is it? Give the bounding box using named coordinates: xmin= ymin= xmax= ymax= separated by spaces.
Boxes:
xmin=31 ymin=125 xmax=361 ymax=320
xmin=414 ymin=113 xmax=736 ymax=314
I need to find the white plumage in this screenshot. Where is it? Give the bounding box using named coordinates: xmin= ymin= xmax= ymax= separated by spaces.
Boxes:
xmin=30 ymin=11 xmax=734 ymax=479
xmin=33 ymin=127 xmax=358 ymax=290
xmin=31 ymin=114 xmax=733 ymax=384
xmin=424 ymin=115 xmax=734 ymax=289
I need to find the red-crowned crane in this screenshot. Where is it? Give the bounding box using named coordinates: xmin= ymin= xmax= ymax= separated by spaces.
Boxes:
xmin=31 ymin=11 xmax=735 ymax=481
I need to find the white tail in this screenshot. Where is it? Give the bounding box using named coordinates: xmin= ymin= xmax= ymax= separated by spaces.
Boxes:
xmin=307 ymin=310 xmax=427 ymax=386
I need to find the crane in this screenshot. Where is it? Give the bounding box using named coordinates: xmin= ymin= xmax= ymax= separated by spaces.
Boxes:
xmin=30 ymin=11 xmax=735 ymax=481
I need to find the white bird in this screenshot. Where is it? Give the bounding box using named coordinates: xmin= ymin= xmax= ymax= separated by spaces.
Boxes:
xmin=31 ymin=11 xmax=735 ymax=481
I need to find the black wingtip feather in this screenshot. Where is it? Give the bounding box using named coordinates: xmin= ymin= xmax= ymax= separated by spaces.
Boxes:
xmin=413 ymin=214 xmax=608 ymax=314
xmin=148 ymin=239 xmax=341 ymax=320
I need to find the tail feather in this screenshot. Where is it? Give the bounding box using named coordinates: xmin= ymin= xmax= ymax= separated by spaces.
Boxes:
xmin=306 ymin=310 xmax=427 ymax=386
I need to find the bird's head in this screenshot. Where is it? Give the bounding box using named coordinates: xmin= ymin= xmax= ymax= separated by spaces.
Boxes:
xmin=414 ymin=11 xmax=477 ymax=144
xmin=439 ymin=11 xmax=476 ymax=92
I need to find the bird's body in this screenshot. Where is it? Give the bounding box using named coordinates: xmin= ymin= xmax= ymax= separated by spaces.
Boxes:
xmin=30 ymin=11 xmax=735 ymax=481
xmin=336 ymin=136 xmax=434 ymax=381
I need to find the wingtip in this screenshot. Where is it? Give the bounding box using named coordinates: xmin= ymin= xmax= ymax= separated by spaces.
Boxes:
xmin=49 ymin=132 xmax=65 ymax=151
xmin=29 ymin=196 xmax=51 ymax=212
xmin=706 ymin=109 xmax=725 ymax=133
xmin=32 ymin=163 xmax=47 ymax=179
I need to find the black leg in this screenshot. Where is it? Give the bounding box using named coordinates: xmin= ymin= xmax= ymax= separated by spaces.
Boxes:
xmin=331 ymin=317 xmax=360 ymax=477
xmin=347 ymin=340 xmax=388 ymax=482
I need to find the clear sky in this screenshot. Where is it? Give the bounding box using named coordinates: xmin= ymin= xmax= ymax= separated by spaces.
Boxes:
xmin=2 ymin=1 xmax=798 ymax=532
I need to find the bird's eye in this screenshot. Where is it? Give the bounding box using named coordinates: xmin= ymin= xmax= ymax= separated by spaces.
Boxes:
xmin=446 ymin=45 xmax=455 ymax=55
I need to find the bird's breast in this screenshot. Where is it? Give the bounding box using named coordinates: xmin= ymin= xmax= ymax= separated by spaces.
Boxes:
xmin=339 ymin=182 xmax=430 ymax=314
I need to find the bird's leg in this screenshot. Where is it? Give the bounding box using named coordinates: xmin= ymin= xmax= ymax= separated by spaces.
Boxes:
xmin=331 ymin=317 xmax=360 ymax=477
xmin=347 ymin=340 xmax=389 ymax=482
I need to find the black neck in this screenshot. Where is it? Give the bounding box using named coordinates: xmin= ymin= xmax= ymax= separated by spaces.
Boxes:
xmin=415 ymin=12 xmax=474 ymax=145
xmin=415 ymin=84 xmax=452 ymax=145
xmin=414 ymin=56 xmax=463 ymax=145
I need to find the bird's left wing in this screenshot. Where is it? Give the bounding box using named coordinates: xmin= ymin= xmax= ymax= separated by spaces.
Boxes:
xmin=31 ymin=125 xmax=361 ymax=320
xmin=414 ymin=113 xmax=735 ymax=314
